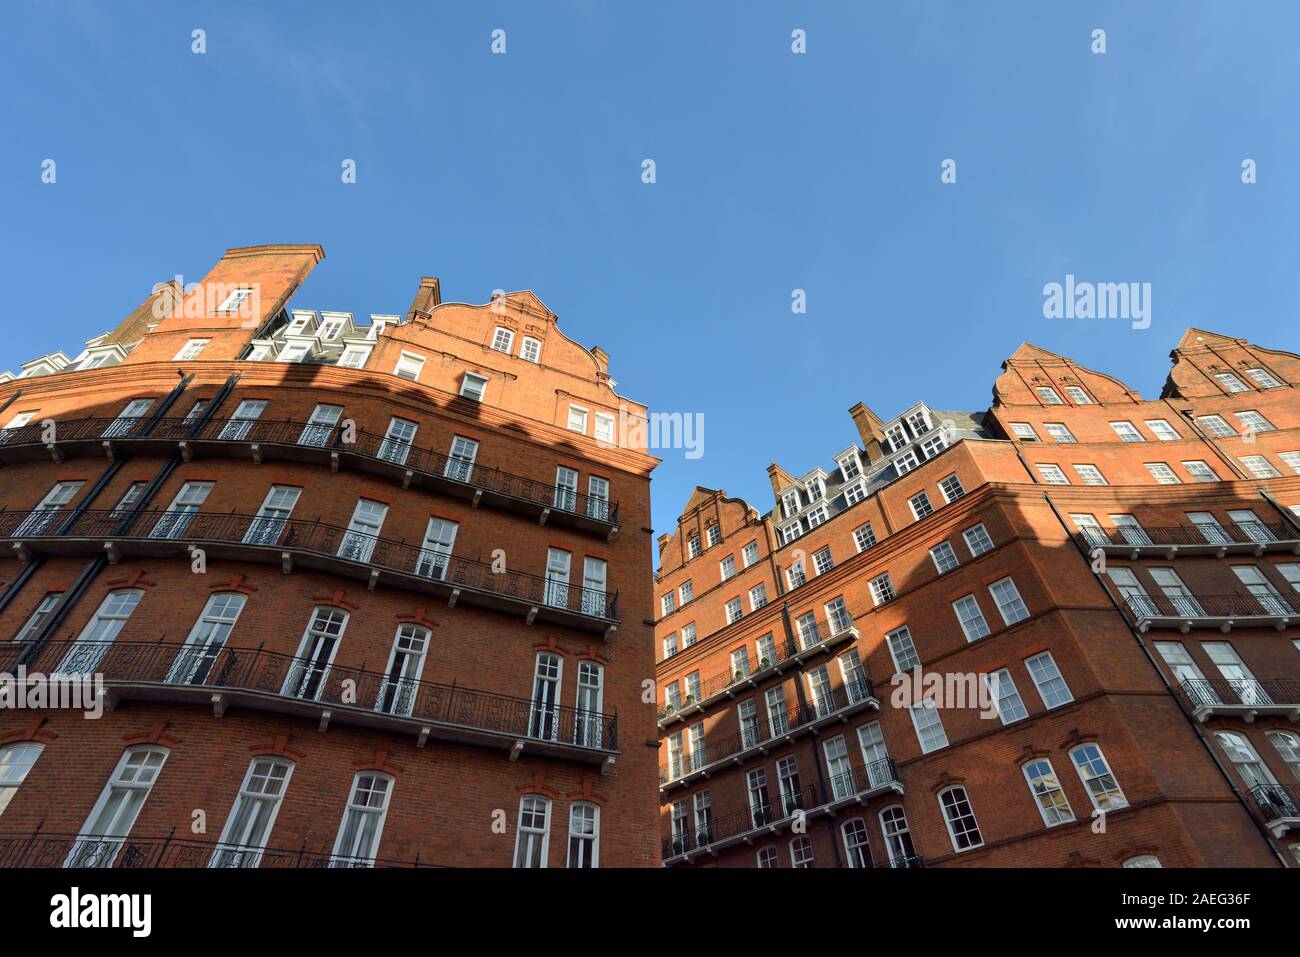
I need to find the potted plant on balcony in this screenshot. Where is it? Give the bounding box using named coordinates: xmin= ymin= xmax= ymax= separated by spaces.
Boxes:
xmin=684 ymin=694 xmax=695 ymax=704
xmin=734 ymin=669 xmax=745 ymax=681
xmin=759 ymin=656 xmax=771 ymax=668
xmin=664 ymin=704 xmax=676 ymax=714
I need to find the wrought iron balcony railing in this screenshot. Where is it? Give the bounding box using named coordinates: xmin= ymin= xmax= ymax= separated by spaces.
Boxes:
xmin=0 ymin=829 xmax=444 ymax=869
xmin=0 ymin=415 xmax=620 ymax=539
xmin=1177 ymin=677 xmax=1300 ymax=721
xmin=1121 ymin=592 xmax=1299 ymax=632
xmin=1245 ymin=784 xmax=1300 ymax=836
xmin=659 ymin=637 xmax=801 ymax=723
xmin=0 ymin=506 xmax=618 ymax=633
xmin=660 ymin=678 xmax=877 ymax=787
xmin=662 ymin=758 xmax=901 ymax=860
xmin=0 ymin=639 xmax=616 ymax=760
xmin=1077 ymin=522 xmax=1300 ymax=557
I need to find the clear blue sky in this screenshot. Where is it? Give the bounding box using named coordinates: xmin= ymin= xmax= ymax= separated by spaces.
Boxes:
xmin=3 ymin=2 xmax=1297 ymax=540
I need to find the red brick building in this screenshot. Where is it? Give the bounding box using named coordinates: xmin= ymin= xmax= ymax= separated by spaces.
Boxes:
xmin=0 ymin=244 xmax=659 ymax=868
xmin=654 ymin=329 xmax=1300 ymax=869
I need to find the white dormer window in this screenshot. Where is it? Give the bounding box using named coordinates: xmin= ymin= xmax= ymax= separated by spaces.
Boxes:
xmin=80 ymin=352 xmax=113 ymax=369
xmin=594 ymin=413 xmax=616 ymax=444
xmin=460 ymin=372 xmax=488 ymax=401
xmin=174 ymin=339 xmax=210 ymax=361
xmin=521 ymin=337 xmax=542 ymax=363
xmin=919 ymin=434 xmax=947 ymax=458
xmin=843 ymin=482 xmax=866 ymax=506
xmin=338 ymin=346 xmax=370 ymax=369
xmin=1036 ymin=387 xmax=1063 ymax=405
xmin=394 ymin=352 xmax=426 ymax=382
xmin=806 ymin=477 xmax=825 ymax=502
xmin=247 ymin=345 xmax=270 ymax=361
xmin=906 ymin=409 xmax=931 ymax=436
xmin=567 ymin=406 xmax=589 ymax=434
xmin=318 ymin=319 xmax=345 ymax=341
xmin=368 ymin=320 xmax=388 ymax=340
xmin=218 ymin=288 xmax=252 ymax=313
xmin=838 ymin=453 xmax=861 ymax=480
xmin=893 ymin=451 xmax=920 ymax=475
xmin=287 ymin=315 xmax=312 ymax=335
xmin=885 ymin=424 xmax=908 ymax=451
xmin=278 ymin=343 xmax=310 ymax=363
xmin=781 ymin=490 xmax=801 ymax=518
xmin=491 ymin=327 xmax=515 ymax=354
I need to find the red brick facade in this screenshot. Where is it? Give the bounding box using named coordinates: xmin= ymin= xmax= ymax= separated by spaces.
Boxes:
xmin=0 ymin=245 xmax=659 ymax=868
xmin=655 ymin=329 xmax=1300 ymax=869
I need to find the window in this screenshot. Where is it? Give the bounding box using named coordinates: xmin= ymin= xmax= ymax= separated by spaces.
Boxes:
xmin=853 ymin=522 xmax=877 ymax=553
xmin=0 ymin=743 xmax=43 ymax=816
xmin=691 ymin=790 xmax=714 ymax=846
xmin=756 ymin=847 xmax=778 ymax=868
xmin=781 ymin=490 xmax=800 ymax=518
xmin=908 ymin=492 xmax=933 ymax=520
xmin=0 ymin=411 xmax=35 ymax=442
xmin=1145 ymin=419 xmax=1180 ymax=441
xmin=909 ymin=701 xmax=948 ymax=753
xmin=567 ymin=803 xmax=599 ymax=868
xmin=1198 ymin=414 xmax=1236 ymax=437
xmin=1109 ymin=421 xmax=1143 ymax=442
xmin=1073 ymin=464 xmax=1107 ymax=486
xmin=742 ymin=541 xmax=760 ymax=567
xmin=13 ymin=592 xmax=62 ymax=644
xmin=1279 ymin=452 xmax=1300 ymax=476
xmin=552 ymin=466 xmax=579 ymax=512
xmin=444 ymin=435 xmax=479 ymax=484
xmin=939 ymin=474 xmax=965 ymax=503
xmin=989 ymin=577 xmax=1030 ymax=625
xmin=15 ymin=479 xmax=84 ymax=536
xmin=1240 ymin=455 xmax=1281 ymax=479
xmin=662 ymin=635 xmax=678 ymax=660
xmin=377 ymin=624 xmax=431 ymax=716
xmin=747 ymin=768 xmax=772 ymax=826
xmin=56 ymin=590 xmax=142 ymax=674
xmin=1267 ymin=731 xmax=1300 ymax=779
xmin=669 ymin=799 xmax=687 ymax=852
xmin=824 ymin=735 xmax=853 ymax=799
xmin=491 ymin=327 xmax=514 ymax=353
xmin=1182 ymin=460 xmax=1218 ymax=482
xmin=581 ymin=557 xmax=608 ymax=618
xmin=748 ymin=583 xmax=768 ymax=610
xmin=169 ymin=592 xmax=248 ymax=685
xmin=839 ymin=452 xmax=862 ymax=479
xmin=1037 ymin=464 xmax=1069 ymax=485
xmin=285 ymin=607 xmax=349 ymax=701
xmin=869 ymin=573 xmax=895 ymax=606
xmin=317 ymin=318 xmax=345 ymax=341
xmin=1145 ymin=462 xmax=1180 ymax=484
xmin=919 ymin=434 xmax=947 ymax=458
xmin=725 ymin=597 xmax=743 ymax=624
xmin=806 ymin=505 xmax=828 ymax=528
xmin=733 ymin=650 xmax=753 ymax=684
xmin=953 ymin=595 xmax=990 ymax=641
xmin=938 ymin=786 xmax=983 ymax=851
xmin=843 ymin=482 xmax=866 ymax=506
xmin=893 ymin=451 xmax=920 ymax=475
xmin=706 ymin=524 xmax=722 ymax=547
xmin=329 ymin=772 xmax=393 ymax=868
xmin=545 ymin=549 xmax=572 ymax=609
xmin=219 ymin=398 xmax=266 ymax=441
xmin=1231 ymin=564 xmax=1290 ymax=613
xmin=812 ymin=546 xmax=833 ymax=576
xmin=1023 ymin=759 xmax=1074 ymax=827
xmin=338 ymin=346 xmax=370 ymax=369
xmin=1246 ymin=367 xmax=1282 ymax=389
xmin=174 ymin=338 xmax=209 ymax=360
xmin=886 ymin=626 xmax=920 ymax=673
xmin=567 ymin=405 xmax=588 ymax=434
xmin=930 ymin=541 xmax=959 ymax=574
xmin=1043 ymin=423 xmax=1075 ymax=443
xmin=1026 ymin=651 xmax=1073 ymax=709
xmin=377 ymin=417 xmax=418 ymax=465
xmin=885 ymin=423 xmax=909 ymax=451
xmin=594 ymin=413 xmax=615 ymax=444
xmin=681 ymin=622 xmax=697 ymax=647
xmin=1123 ymin=855 xmax=1163 ymax=868
xmin=825 ymin=596 xmax=853 ymax=635
xmin=906 ymin=408 xmax=932 ymax=435
xmin=212 ymin=758 xmax=293 ymax=868
xmin=765 ymin=686 xmax=789 ymax=736
xmin=529 ymin=653 xmax=563 ymax=742
xmin=338 ymin=499 xmax=387 ymax=563
xmin=678 ymin=580 xmax=693 ymax=604
xmin=719 ymin=555 xmax=736 ymax=580
xmin=986 ymin=668 xmax=1028 ymax=724
xmin=1069 ymin=744 xmax=1127 ymax=811
xmin=1064 ymin=386 xmax=1092 ymax=405
xmin=147 ymin=479 xmax=213 ymax=540
xmin=1236 ymin=410 xmax=1276 ymax=434
xmin=789 ymin=836 xmax=814 ymax=868
xmin=393 ymin=352 xmax=425 ymax=381
xmin=298 ymin=403 xmax=343 ymax=447
xmin=1215 ymin=372 xmax=1248 ymax=393
xmin=1037 ymin=387 xmax=1063 ymax=405
xmin=687 ymin=536 xmax=701 ymax=559
xmin=102 ymin=398 xmax=154 ymax=438
xmin=880 ymin=806 xmax=917 ymax=866
xmin=786 ymin=560 xmax=806 ymax=589
xmin=806 ymin=477 xmax=826 ymax=502
xmin=780 ymin=523 xmax=801 ymax=545
xmin=963 ymin=523 xmax=994 ymax=556
xmin=756 ymin=633 xmax=777 ymax=667
xmin=1009 ymin=422 xmax=1038 ymax=441
xmin=217 ymin=288 xmax=252 ymax=312
xmin=459 ymin=372 xmax=488 ymax=401
xmin=520 ymin=337 xmax=542 ymax=363
xmin=65 ymin=746 xmax=168 ymax=867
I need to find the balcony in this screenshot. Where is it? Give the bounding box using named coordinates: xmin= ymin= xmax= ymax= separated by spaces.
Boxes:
xmin=662 ymin=757 xmax=903 ymax=863
xmin=1 ymin=639 xmax=617 ymax=767
xmin=0 ymin=507 xmax=618 ymax=636
xmin=1121 ymin=593 xmax=1298 ymax=634
xmin=0 ymin=415 xmax=620 ymax=541
xmin=0 ymin=829 xmax=445 ymax=868
xmin=1176 ymin=677 xmax=1300 ymax=723
xmin=1078 ymin=522 xmax=1300 ymax=560
xmin=1246 ymin=784 xmax=1300 ymax=838
xmin=659 ymin=678 xmax=878 ymax=790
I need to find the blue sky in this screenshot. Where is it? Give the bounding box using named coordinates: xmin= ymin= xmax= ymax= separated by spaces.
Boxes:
xmin=3 ymin=1 xmax=1298 ymax=543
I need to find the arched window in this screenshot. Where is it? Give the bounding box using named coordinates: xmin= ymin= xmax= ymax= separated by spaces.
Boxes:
xmin=1122 ymin=855 xmax=1162 ymax=868
xmin=1214 ymin=731 xmax=1279 ymax=791
xmin=841 ymin=818 xmax=872 ymax=868
xmin=879 ymin=805 xmax=917 ymax=867
xmin=515 ymin=795 xmax=552 ymax=868
xmin=377 ymin=624 xmax=430 ymax=716
xmin=170 ymin=592 xmax=247 ymax=685
xmin=756 ymin=846 xmax=778 ymax=868
xmin=212 ymin=757 xmax=293 ymax=868
xmin=1266 ymin=731 xmax=1300 ymax=780
xmin=57 ymin=589 xmax=143 ymax=674
xmin=66 ymin=745 xmax=168 ymax=867
xmin=0 ymin=742 xmax=44 ymax=816
xmin=938 ymin=786 xmax=983 ymax=852
xmin=567 ymin=802 xmax=599 ymax=868
xmin=331 ymin=772 xmax=393 ymax=867
xmin=1069 ymin=743 xmax=1127 ymax=811
xmin=285 ymin=607 xmax=349 ymax=701
xmin=789 ymin=835 xmax=814 ymax=868
xmin=1023 ymin=759 xmax=1074 ymax=827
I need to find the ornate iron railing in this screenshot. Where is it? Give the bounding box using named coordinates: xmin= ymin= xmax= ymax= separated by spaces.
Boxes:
xmin=1177 ymin=677 xmax=1300 ymax=710
xmin=0 ymin=414 xmax=619 ymax=527
xmin=662 ymin=758 xmax=900 ymax=858
xmin=660 ymin=678 xmax=876 ymax=785
xmin=659 ymin=637 xmax=800 ymax=721
xmin=1077 ymin=522 xmax=1296 ymax=549
xmin=1121 ymin=592 xmax=1299 ymax=621
xmin=0 ymin=506 xmax=618 ymax=622
xmin=1246 ymin=783 xmax=1300 ymax=822
xmin=0 ymin=829 xmax=444 ymax=868
xmin=3 ymin=639 xmax=617 ymax=752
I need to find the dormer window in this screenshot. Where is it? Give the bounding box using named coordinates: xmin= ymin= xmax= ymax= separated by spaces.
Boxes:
xmin=491 ymin=327 xmax=515 ymax=354
xmin=460 ymin=372 xmax=488 ymax=401
xmin=781 ymin=490 xmax=801 ymax=518
xmin=1064 ymin=386 xmax=1092 ymax=405
xmin=286 ymin=315 xmax=312 ymax=335
xmin=1036 ymin=387 xmax=1064 ymax=405
xmin=838 ymin=453 xmax=862 ymax=480
xmin=278 ymin=343 xmax=311 ymax=363
xmin=806 ymin=477 xmax=825 ymax=502
xmin=338 ymin=346 xmax=370 ymax=369
xmin=368 ymin=320 xmax=388 ymax=340
xmin=906 ymin=410 xmax=931 ymax=436
xmin=885 ymin=424 xmax=908 ymax=451
xmin=894 ymin=451 xmax=920 ymax=475
xmin=318 ymin=319 xmax=345 ymax=341
xmin=247 ymin=345 xmax=270 ymax=361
